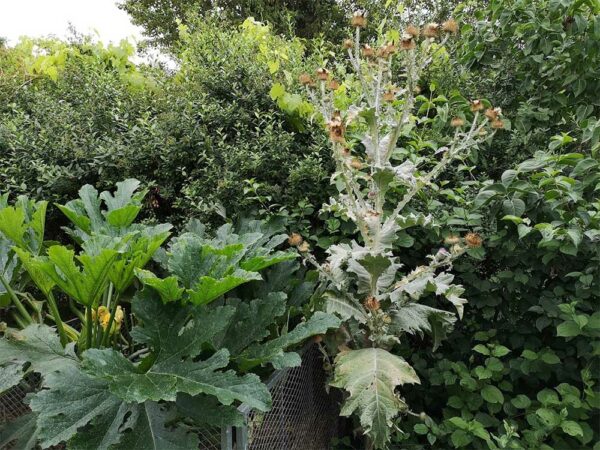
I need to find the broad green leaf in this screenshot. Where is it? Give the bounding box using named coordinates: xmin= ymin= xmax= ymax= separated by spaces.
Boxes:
xmin=0 ymin=205 xmax=27 ymax=248
xmin=502 ymin=198 xmax=526 ymax=216
xmin=13 ymin=248 xmax=55 ymax=296
xmin=135 ymin=269 xmax=184 ymax=303
xmin=0 ymin=325 xmax=77 ymax=377
xmin=39 ymin=246 xmax=118 ymax=307
xmin=176 ymin=393 xmax=244 ymax=428
xmin=58 ymin=179 xmax=149 ymax=237
xmin=82 ymin=292 xmax=271 ymax=410
xmin=30 ymin=364 xmax=199 ymax=450
xmin=115 ymin=401 xmax=199 ymax=450
xmin=29 ymin=365 xmax=122 ymax=448
xmin=0 ymin=413 xmax=38 ymax=450
xmin=557 ymin=320 xmax=582 ymax=337
xmin=481 ymin=385 xmax=504 ymax=404
xmin=107 ymin=227 xmax=171 ymax=293
xmin=347 ymin=254 xmax=393 ymax=294
xmin=511 ymin=395 xmax=531 ymax=409
xmin=187 ymin=269 xmax=262 ymax=305
xmin=536 ymin=407 xmax=561 ymax=427
xmin=105 ymin=205 xmax=143 ymax=229
xmin=323 ymin=291 xmax=367 ymax=323
xmin=331 ymin=348 xmax=420 ymax=448
xmin=238 ymin=311 xmax=341 ymax=370
xmin=239 ymin=251 xmax=296 ymax=272
xmin=0 ymin=361 xmax=23 ymax=393
xmin=391 ymin=303 xmax=456 ymax=350
xmin=215 ymin=292 xmax=287 ymax=355
xmin=561 ymin=420 xmax=584 ymax=437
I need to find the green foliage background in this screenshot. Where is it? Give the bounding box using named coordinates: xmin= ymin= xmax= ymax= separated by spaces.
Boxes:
xmin=0 ymin=0 xmax=598 ymax=448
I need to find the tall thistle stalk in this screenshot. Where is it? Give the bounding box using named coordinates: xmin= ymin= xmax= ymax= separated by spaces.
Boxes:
xmin=294 ymin=11 xmax=504 ymax=449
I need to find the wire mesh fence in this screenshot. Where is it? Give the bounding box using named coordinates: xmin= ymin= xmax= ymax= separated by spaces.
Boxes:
xmin=234 ymin=343 xmax=340 ymax=450
xmin=0 ymin=343 xmax=340 ymax=450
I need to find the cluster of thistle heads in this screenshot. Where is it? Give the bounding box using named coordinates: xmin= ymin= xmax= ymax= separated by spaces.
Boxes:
xmin=297 ymin=11 xmax=505 ymax=144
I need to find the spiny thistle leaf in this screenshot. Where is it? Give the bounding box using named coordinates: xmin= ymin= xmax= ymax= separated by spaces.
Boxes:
xmin=331 ymin=348 xmax=420 ymax=448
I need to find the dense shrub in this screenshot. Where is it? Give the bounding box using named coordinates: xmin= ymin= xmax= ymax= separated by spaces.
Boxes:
xmin=0 ymin=24 xmax=332 ymax=229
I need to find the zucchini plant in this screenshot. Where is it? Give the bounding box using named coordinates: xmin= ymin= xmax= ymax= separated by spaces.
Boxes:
xmin=0 ymin=180 xmax=340 ymax=448
xmin=295 ymin=12 xmax=506 ymax=449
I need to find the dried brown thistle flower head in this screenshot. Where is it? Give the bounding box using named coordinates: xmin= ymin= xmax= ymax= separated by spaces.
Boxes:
xmin=328 ymin=111 xmax=346 ymax=143
xmin=298 ymin=73 xmax=313 ymax=86
xmin=451 ymin=244 xmax=464 ymax=255
xmin=451 ymin=117 xmax=465 ymax=127
xmin=406 ymin=24 xmax=420 ymax=38
xmin=485 ymin=107 xmax=502 ymax=120
xmin=491 ymin=119 xmax=504 ymax=129
xmin=400 ymin=33 xmax=416 ymax=50
xmin=444 ymin=234 xmax=461 ymax=245
xmin=465 ymin=232 xmax=483 ymax=248
xmin=351 ymin=11 xmax=367 ymax=28
xmin=362 ymin=44 xmax=374 ymax=58
xmin=375 ymin=41 xmax=397 ymax=58
xmin=350 ymin=158 xmax=363 ymax=170
xmin=328 ymin=79 xmax=340 ymax=90
xmin=316 ymin=67 xmax=329 ymax=81
xmin=343 ymin=39 xmax=354 ymax=50
xmin=297 ymin=241 xmax=311 ymax=252
xmin=470 ymin=99 xmax=484 ymax=112
xmin=364 ymin=296 xmax=380 ymax=311
xmin=423 ymin=23 xmax=440 ymax=38
xmin=288 ymin=232 xmax=303 ymax=247
xmin=384 ymin=41 xmax=397 ymax=55
xmin=383 ymin=88 xmax=397 ymax=103
xmin=442 ymin=19 xmax=459 ymax=34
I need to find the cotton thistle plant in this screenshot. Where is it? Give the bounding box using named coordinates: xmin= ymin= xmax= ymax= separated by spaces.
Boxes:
xmin=295 ymin=11 xmax=501 ymax=449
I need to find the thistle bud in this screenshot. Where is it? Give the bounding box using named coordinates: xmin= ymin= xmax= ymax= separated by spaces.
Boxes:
xmin=478 ymin=128 xmax=488 ymax=136
xmin=444 ymin=234 xmax=461 ymax=245
xmin=451 ymin=244 xmax=464 ymax=255
xmin=400 ymin=33 xmax=416 ymax=50
xmin=350 ymin=158 xmax=363 ymax=170
xmin=383 ymin=89 xmax=396 ymax=103
xmin=485 ymin=107 xmax=502 ymax=120
xmin=288 ymin=232 xmax=303 ymax=247
xmin=351 ymin=11 xmax=367 ymax=28
xmin=343 ymin=39 xmax=354 ymax=50
xmin=450 ymin=117 xmax=465 ymax=127
xmin=442 ymin=19 xmax=459 ymax=34
xmin=406 ymin=24 xmax=420 ymax=38
xmin=470 ymin=99 xmax=484 ymax=112
xmin=364 ymin=296 xmax=380 ymax=311
xmin=491 ymin=119 xmax=504 ymax=129
xmin=328 ymin=111 xmax=346 ymax=143
xmin=465 ymin=232 xmax=483 ymax=248
xmin=299 ymin=73 xmax=313 ymax=85
xmin=423 ymin=23 xmax=440 ymax=38
xmin=384 ymin=41 xmax=397 ymax=55
xmin=383 ymin=314 xmax=392 ymax=324
xmin=297 ymin=241 xmax=311 ymax=253
xmin=419 ymin=412 xmax=427 ymax=421
xmin=362 ymin=44 xmax=374 ymax=58
xmin=316 ymin=67 xmax=330 ymax=81
xmin=328 ymin=79 xmax=340 ymax=90
xmin=413 ymin=85 xmax=422 ymax=94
